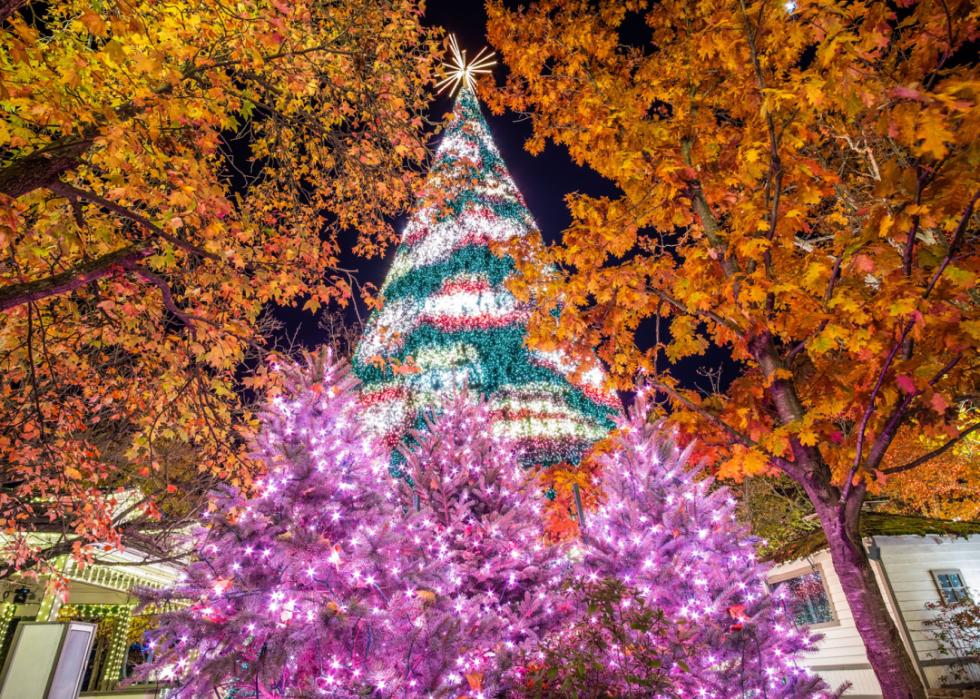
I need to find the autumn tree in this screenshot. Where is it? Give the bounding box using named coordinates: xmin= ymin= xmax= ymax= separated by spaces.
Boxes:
xmin=0 ymin=0 xmax=440 ymax=575
xmin=486 ymin=1 xmax=978 ymax=697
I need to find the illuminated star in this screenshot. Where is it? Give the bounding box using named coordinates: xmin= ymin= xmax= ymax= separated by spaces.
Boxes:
xmin=435 ymin=34 xmax=496 ymax=96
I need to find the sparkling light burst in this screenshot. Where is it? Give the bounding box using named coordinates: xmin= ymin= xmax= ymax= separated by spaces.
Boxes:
xmin=435 ymin=34 xmax=497 ymax=95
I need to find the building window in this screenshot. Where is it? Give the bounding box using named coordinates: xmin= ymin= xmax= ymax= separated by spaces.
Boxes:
xmin=771 ymin=568 xmax=836 ymax=627
xmin=931 ymin=570 xmax=970 ymax=605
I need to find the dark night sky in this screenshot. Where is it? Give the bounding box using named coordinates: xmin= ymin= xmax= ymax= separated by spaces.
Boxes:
xmin=276 ymin=0 xmax=736 ymax=394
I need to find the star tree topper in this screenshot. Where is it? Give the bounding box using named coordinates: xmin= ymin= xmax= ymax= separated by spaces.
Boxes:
xmin=435 ymin=34 xmax=496 ymax=96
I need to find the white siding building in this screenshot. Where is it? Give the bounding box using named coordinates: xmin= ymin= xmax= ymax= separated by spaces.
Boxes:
xmin=768 ymin=517 xmax=980 ymax=698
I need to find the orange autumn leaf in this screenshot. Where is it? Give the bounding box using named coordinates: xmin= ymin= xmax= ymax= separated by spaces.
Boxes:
xmin=0 ymin=0 xmax=441 ymax=575
xmin=487 ymin=3 xmax=977 ymax=689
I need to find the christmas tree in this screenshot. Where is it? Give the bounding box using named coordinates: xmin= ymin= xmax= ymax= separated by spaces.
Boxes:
xmin=353 ymin=81 xmax=618 ymax=471
xmin=135 ymin=352 xmax=406 ymax=695
xmin=392 ymin=391 xmax=568 ymax=695
xmin=135 ymin=352 xmax=567 ymax=696
xmin=535 ymin=389 xmax=830 ymax=698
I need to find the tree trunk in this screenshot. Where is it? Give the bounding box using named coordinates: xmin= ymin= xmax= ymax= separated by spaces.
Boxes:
xmin=815 ymin=504 xmax=926 ymax=699
xmin=752 ymin=334 xmax=926 ymax=699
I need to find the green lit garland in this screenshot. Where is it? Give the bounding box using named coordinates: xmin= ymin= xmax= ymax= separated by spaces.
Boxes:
xmin=58 ymin=603 xmax=136 ymax=690
xmin=438 ymin=189 xmax=530 ymax=224
xmin=383 ymin=245 xmax=516 ymax=303
xmin=0 ymin=603 xmax=15 ymax=655
xmin=356 ymin=325 xmax=614 ymax=429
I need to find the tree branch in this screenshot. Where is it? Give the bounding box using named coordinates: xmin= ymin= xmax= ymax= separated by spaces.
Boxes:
xmin=129 ymin=265 xmax=211 ymax=333
xmin=0 ymin=244 xmax=152 ymax=312
xmin=842 ymin=322 xmax=912 ymax=503
xmin=0 ymin=0 xmax=28 ymax=24
xmin=864 ymin=353 xmax=963 ymax=473
xmin=48 ymin=180 xmax=222 ymax=263
xmin=677 ymin=142 xmax=739 ymax=279
xmin=0 ymin=140 xmax=93 ymax=199
xmin=924 ymin=189 xmax=977 ymax=300
xmin=644 ymin=283 xmax=744 ymax=334
xmin=648 ymin=378 xmax=797 ymax=474
xmin=737 ymin=0 xmax=783 ymax=242
xmin=882 ymin=422 xmax=980 ymax=476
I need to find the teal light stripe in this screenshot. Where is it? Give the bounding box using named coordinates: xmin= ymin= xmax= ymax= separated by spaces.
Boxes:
xmin=439 ymin=190 xmax=530 ymax=224
xmin=352 ymin=325 xmax=615 ymax=430
xmin=382 ymin=245 xmax=516 ymax=303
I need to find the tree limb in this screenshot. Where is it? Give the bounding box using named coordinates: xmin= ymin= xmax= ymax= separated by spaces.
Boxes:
xmin=648 ymin=378 xmax=797 ymax=474
xmin=842 ymin=322 xmax=912 ymax=503
xmin=882 ymin=422 xmax=980 ymax=476
xmin=130 ymin=265 xmax=211 ymax=333
xmin=0 ymin=140 xmax=93 ymax=199
xmin=0 ymin=0 xmax=27 ymax=23
xmin=48 ymin=180 xmax=222 ymax=263
xmin=924 ymin=189 xmax=977 ymax=299
xmin=864 ymin=353 xmax=963 ymax=473
xmin=0 ymin=244 xmax=152 ymax=312
xmin=644 ymin=283 xmax=744 ymax=334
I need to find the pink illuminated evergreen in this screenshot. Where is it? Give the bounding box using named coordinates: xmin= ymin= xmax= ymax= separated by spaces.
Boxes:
xmin=564 ymin=390 xmax=831 ymax=697
xmin=135 ymin=353 xmax=566 ymax=697
xmin=393 ymin=393 xmax=568 ymax=693
xmin=136 ymin=352 xmax=408 ymax=695
xmin=136 ymin=354 xmax=829 ymax=697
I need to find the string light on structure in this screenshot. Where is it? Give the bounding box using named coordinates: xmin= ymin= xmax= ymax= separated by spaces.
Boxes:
xmin=355 ymin=43 xmax=618 ymax=473
xmin=435 ymin=34 xmax=497 ymax=95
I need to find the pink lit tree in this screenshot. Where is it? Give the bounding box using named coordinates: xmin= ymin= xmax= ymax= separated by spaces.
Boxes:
xmin=393 ymin=393 xmax=569 ymax=695
xmin=136 ymin=351 xmax=828 ymax=697
xmin=135 ymin=351 xmax=413 ymax=695
xmin=134 ymin=353 xmax=567 ymax=697
xmin=528 ymin=390 xmax=833 ymax=698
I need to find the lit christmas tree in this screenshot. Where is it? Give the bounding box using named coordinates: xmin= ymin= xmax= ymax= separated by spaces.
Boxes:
xmin=135 ymin=352 xmax=408 ymax=695
xmin=353 ymin=61 xmax=617 ymax=471
xmin=135 ymin=45 xmax=827 ymax=698
xmin=391 ymin=391 xmax=569 ymax=695
xmin=534 ymin=389 xmax=831 ymax=698
xmin=135 ymin=352 xmax=568 ymax=696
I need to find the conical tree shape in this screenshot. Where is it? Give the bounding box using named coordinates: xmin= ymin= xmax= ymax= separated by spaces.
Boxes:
xmin=354 ymin=85 xmax=616 ymax=470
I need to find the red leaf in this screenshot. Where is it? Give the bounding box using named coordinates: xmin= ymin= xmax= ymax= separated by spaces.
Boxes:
xmin=896 ymin=375 xmax=917 ymax=394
